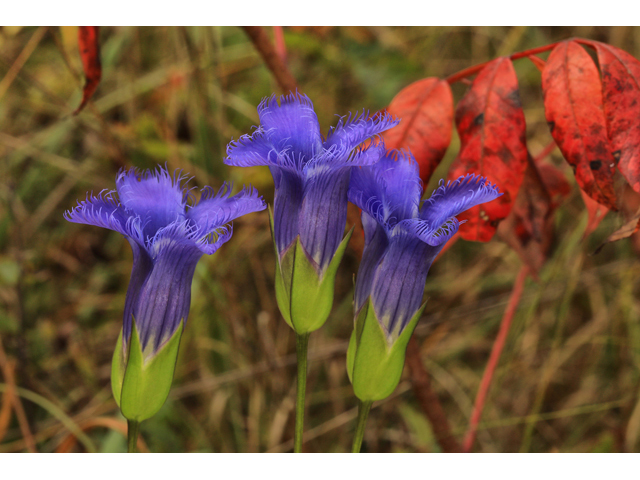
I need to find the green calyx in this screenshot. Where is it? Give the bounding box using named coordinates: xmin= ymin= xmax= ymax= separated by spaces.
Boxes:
xmin=347 ymin=299 xmax=426 ymax=401
xmin=111 ymin=318 xmax=183 ymax=422
xmin=270 ymin=207 xmax=352 ymax=335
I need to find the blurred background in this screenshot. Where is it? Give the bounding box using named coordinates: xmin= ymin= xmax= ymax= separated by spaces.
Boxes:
xmin=1 ymin=26 xmax=640 ymax=453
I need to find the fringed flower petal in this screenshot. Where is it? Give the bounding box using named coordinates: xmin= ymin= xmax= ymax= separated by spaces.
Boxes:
xmin=420 ymin=174 xmax=502 ymax=228
xmin=348 ymin=162 xmax=388 ymax=228
xmin=394 ymin=216 xmax=461 ymax=247
xmin=324 ymin=110 xmax=399 ymax=153
xmin=66 ymin=165 xmax=265 ymax=357
xmin=187 ymin=183 xmax=266 ymax=236
xmin=116 ymin=166 xmax=189 ymax=242
xmin=225 ymin=127 xmax=278 ymax=167
xmin=376 ymin=151 xmax=422 ymax=227
xmin=64 ymin=190 xmax=144 ymax=246
xmin=196 ymin=224 xmax=235 ymax=255
xmin=348 ymin=149 xmax=421 ymax=232
xmin=257 ymin=93 xmax=323 ymax=162
xmin=349 ymin=149 xmax=503 ymax=342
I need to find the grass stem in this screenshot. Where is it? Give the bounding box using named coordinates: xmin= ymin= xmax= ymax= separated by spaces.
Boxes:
xmin=463 ymin=266 xmax=529 ymax=452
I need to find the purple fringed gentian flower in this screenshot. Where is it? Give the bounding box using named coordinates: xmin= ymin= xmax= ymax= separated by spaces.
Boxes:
xmin=65 ymin=165 xmax=266 ymax=421
xmin=225 ymin=93 xmax=399 ymax=334
xmin=346 ymin=150 xmax=502 ymax=401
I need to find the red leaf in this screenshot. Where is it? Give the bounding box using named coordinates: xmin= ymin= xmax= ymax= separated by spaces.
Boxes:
xmin=541 ymin=41 xmax=618 ymax=210
xmin=497 ymin=156 xmax=570 ymax=277
xmin=497 ymin=155 xmax=551 ymax=276
xmin=447 ymin=57 xmax=528 ymax=242
xmin=594 ymin=42 xmax=640 ymax=194
xmin=74 ymin=26 xmax=101 ymax=115
xmin=384 ymin=78 xmax=453 ymax=183
xmin=580 ymin=188 xmax=609 ymax=240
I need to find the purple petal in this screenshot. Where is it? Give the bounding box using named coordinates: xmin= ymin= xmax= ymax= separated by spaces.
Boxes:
xmin=225 ymin=127 xmax=276 ymax=167
xmin=420 ymin=174 xmax=502 ymax=228
xmin=196 ymin=224 xmax=235 ymax=255
xmin=348 ymin=163 xmax=387 ymax=227
xmin=324 ymin=110 xmax=399 ymax=153
xmin=116 ymin=166 xmax=189 ymax=242
xmin=258 ymin=93 xmax=323 ymax=162
xmin=134 ymin=221 xmax=203 ymax=351
xmin=187 ymin=183 xmax=266 ymax=235
xmin=348 ymin=149 xmax=420 ymax=229
xmin=298 ymin=165 xmax=351 ymax=273
xmin=272 ymin=166 xmax=306 ymax=256
xmin=394 ymin=217 xmax=461 ymax=247
xmin=375 ymin=151 xmax=422 ymax=226
xmin=122 ymin=239 xmax=153 ymax=342
xmin=354 ymin=214 xmax=389 ymax=314
xmin=64 ymin=190 xmax=144 ymax=245
xmin=370 ymin=232 xmax=441 ymax=338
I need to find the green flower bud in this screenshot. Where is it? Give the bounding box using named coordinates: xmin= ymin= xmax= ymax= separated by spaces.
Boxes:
xmin=270 ymin=208 xmax=352 ymax=334
xmin=347 ymin=299 xmax=426 ymax=401
xmin=111 ymin=318 xmax=183 ymax=422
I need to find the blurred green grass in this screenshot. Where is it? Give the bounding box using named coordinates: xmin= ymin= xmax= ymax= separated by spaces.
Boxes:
xmin=1 ymin=26 xmax=640 ymax=452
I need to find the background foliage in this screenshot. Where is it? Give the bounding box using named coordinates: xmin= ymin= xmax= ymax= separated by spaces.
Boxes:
xmin=2 ymin=26 xmax=640 ymax=452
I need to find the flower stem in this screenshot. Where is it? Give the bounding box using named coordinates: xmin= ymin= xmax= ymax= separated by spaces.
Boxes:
xmin=351 ymin=400 xmax=373 ymax=453
xmin=294 ymin=332 xmax=310 ymax=453
xmin=127 ymin=419 xmax=139 ymax=453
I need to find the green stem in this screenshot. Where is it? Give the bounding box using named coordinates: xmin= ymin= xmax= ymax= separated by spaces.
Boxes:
xmin=294 ymin=332 xmax=310 ymax=453
xmin=351 ymin=400 xmax=373 ymax=453
xmin=127 ymin=419 xmax=140 ymax=453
